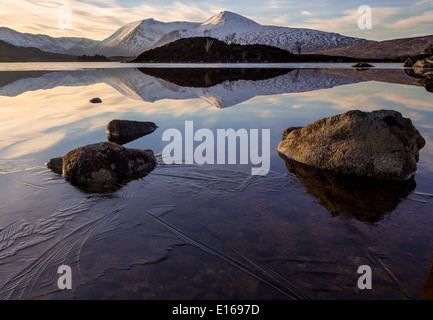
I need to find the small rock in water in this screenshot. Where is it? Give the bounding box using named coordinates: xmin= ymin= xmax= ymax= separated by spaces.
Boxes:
xmin=90 ymin=98 xmax=102 ymax=104
xmin=107 ymin=120 xmax=158 ymax=145
xmin=352 ymin=62 xmax=374 ymax=69
xmin=403 ymin=44 xmax=433 ymax=93
xmin=47 ymin=142 xmax=157 ymax=191
xmin=278 ymin=110 xmax=425 ymax=180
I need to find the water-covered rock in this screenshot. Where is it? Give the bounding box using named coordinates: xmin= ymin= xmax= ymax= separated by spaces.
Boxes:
xmin=90 ymin=98 xmax=102 ymax=103
xmin=107 ymin=120 xmax=158 ymax=145
xmin=47 ymin=142 xmax=157 ymax=190
xmin=278 ymin=110 xmax=425 ymax=180
xmin=352 ymin=62 xmax=374 ymax=69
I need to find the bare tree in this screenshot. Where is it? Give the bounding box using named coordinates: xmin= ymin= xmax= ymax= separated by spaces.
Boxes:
xmin=205 ymin=38 xmax=215 ymax=53
xmin=294 ymin=40 xmax=304 ymax=55
xmin=225 ymin=33 xmax=237 ymax=45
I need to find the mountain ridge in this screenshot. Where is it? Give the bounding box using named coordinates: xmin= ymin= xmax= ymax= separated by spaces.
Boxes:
xmin=0 ymin=11 xmax=373 ymax=57
xmin=0 ymin=39 xmax=77 ymax=62
xmin=310 ymin=35 xmax=433 ymax=60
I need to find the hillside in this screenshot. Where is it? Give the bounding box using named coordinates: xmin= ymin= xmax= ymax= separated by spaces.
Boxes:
xmin=0 ymin=40 xmax=76 ymax=62
xmin=151 ymin=11 xmax=371 ymax=54
xmin=310 ymin=35 xmax=433 ymax=60
xmin=133 ymin=37 xmax=298 ymax=63
xmin=0 ymin=27 xmax=98 ymax=56
xmin=98 ymin=19 xmax=199 ymax=57
xmin=133 ymin=37 xmax=370 ymax=63
xmin=0 ymin=11 xmax=371 ymax=57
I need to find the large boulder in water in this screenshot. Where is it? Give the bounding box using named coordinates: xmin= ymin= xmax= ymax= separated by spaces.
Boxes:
xmin=278 ymin=110 xmax=425 ymax=180
xmin=47 ymin=142 xmax=157 ymax=186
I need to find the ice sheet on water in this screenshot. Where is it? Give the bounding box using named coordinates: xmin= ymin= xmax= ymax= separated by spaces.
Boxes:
xmin=0 ymin=164 xmax=431 ymax=299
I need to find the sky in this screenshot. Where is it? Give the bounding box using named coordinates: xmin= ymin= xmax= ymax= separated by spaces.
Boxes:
xmin=0 ymin=0 xmax=432 ymax=41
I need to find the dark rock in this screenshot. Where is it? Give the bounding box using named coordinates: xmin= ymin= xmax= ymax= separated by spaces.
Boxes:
xmin=403 ymin=56 xmax=422 ymax=68
xmin=278 ymin=110 xmax=425 ymax=180
xmin=280 ymin=154 xmax=416 ymax=223
xmin=421 ymin=44 xmax=433 ymax=57
xmin=90 ymin=98 xmax=102 ymax=103
xmin=413 ymin=58 xmax=433 ymax=69
xmin=46 ymin=156 xmax=63 ymax=175
xmin=107 ymin=120 xmax=158 ymax=145
xmin=47 ymin=142 xmax=157 ymax=192
xmin=352 ymin=62 xmax=374 ymax=68
xmin=282 ymin=127 xmax=303 ymax=140
xmin=403 ymin=44 xmax=433 ymax=93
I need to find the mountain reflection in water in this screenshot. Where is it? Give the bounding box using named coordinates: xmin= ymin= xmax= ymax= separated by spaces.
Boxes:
xmin=0 ymin=67 xmax=427 ymax=109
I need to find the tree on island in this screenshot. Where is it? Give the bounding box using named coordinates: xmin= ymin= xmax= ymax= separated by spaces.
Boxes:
xmin=294 ymin=40 xmax=304 ymax=55
xmin=77 ymin=54 xmax=109 ymax=62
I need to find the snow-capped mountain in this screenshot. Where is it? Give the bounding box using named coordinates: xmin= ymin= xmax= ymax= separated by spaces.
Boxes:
xmin=153 ymin=11 xmax=372 ymax=53
xmin=0 ymin=27 xmax=99 ymax=56
xmin=0 ymin=11 xmax=373 ymax=57
xmin=98 ymin=19 xmax=199 ymax=56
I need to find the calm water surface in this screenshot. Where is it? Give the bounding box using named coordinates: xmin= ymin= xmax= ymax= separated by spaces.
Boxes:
xmin=0 ymin=63 xmax=432 ymax=300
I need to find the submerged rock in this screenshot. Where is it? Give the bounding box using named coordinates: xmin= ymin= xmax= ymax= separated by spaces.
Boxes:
xmin=107 ymin=120 xmax=158 ymax=145
xmin=278 ymin=110 xmax=425 ymax=180
xmin=352 ymin=62 xmax=374 ymax=69
xmin=90 ymin=98 xmax=102 ymax=104
xmin=47 ymin=142 xmax=157 ymax=191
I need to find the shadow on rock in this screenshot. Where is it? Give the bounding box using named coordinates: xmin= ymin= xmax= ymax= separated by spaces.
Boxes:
xmin=279 ymin=154 xmax=416 ymax=224
xmin=64 ymin=172 xmax=153 ymax=194
xmin=107 ymin=120 xmax=158 ymax=145
xmin=47 ymin=142 xmax=157 ymax=193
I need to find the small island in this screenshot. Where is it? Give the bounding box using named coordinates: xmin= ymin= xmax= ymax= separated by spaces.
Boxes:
xmin=132 ymin=37 xmax=368 ymax=64
xmin=77 ymin=54 xmax=110 ymax=62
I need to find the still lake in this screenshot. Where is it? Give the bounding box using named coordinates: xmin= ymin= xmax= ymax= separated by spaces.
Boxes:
xmin=0 ymin=62 xmax=432 ymax=300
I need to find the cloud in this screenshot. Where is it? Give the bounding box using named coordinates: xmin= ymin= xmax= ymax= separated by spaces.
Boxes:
xmin=290 ymin=3 xmax=433 ymax=40
xmin=1 ymin=0 xmax=432 ymax=41
xmin=0 ymin=0 xmax=221 ymax=40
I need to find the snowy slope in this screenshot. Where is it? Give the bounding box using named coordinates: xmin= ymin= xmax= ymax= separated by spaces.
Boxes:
xmin=0 ymin=27 xmax=99 ymax=56
xmin=153 ymin=11 xmax=372 ymax=53
xmin=0 ymin=11 xmax=372 ymax=57
xmin=98 ymin=19 xmax=200 ymax=57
